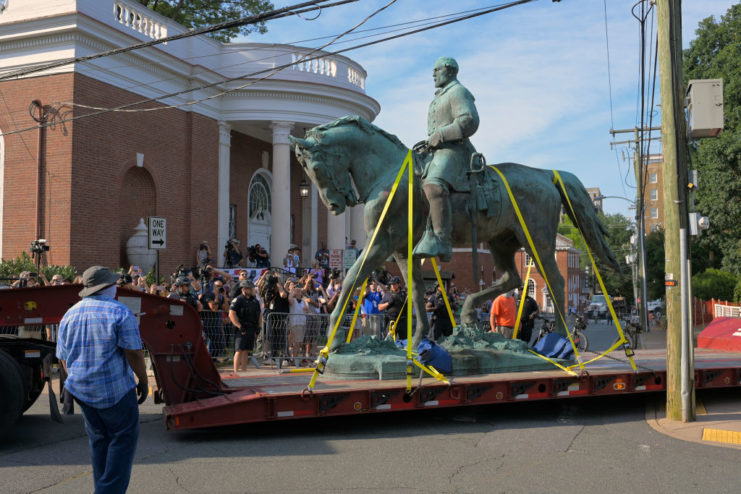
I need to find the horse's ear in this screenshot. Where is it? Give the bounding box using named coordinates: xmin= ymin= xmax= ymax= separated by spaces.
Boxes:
xmin=289 ymin=136 xmax=313 ymax=151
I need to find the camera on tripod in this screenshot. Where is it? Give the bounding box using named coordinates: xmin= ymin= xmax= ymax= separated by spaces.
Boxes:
xmin=30 ymin=239 xmax=50 ymax=255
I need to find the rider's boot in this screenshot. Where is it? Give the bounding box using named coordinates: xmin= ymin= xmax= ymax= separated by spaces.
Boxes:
xmin=413 ymin=184 xmax=453 ymax=262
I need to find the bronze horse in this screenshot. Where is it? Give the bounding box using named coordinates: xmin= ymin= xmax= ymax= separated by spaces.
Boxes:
xmin=290 ymin=116 xmax=619 ymax=350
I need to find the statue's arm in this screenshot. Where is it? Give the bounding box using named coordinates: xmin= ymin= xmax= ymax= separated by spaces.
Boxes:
xmin=437 ymin=88 xmax=479 ymax=142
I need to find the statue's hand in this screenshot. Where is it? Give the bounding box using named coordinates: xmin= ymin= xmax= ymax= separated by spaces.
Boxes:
xmin=427 ymin=131 xmax=443 ymax=148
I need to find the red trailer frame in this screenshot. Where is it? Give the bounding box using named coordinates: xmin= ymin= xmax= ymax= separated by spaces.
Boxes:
xmin=5 ymin=286 xmax=741 ymax=431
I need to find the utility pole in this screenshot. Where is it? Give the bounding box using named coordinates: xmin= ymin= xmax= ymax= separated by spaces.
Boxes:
xmin=657 ymin=0 xmax=694 ymax=422
xmin=608 ymin=127 xmax=659 ymax=334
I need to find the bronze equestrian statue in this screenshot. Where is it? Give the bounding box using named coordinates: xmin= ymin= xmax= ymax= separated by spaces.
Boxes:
xmin=290 ymin=59 xmax=619 ymax=352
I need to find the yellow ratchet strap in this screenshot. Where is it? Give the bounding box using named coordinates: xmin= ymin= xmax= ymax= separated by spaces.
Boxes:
xmin=406 ymin=148 xmax=414 ymax=393
xmin=512 ymin=261 xmax=534 ymax=340
xmin=551 ymin=171 xmax=637 ymax=372
xmin=307 ymin=150 xmax=414 ymax=391
xmin=412 ymin=359 xmax=449 ymax=384
xmin=431 ymin=258 xmax=456 ymax=329
xmin=346 ymin=279 xmax=368 ymax=343
xmin=390 ymin=297 xmax=407 ymax=341
xmin=489 ymin=166 xmax=584 ymax=371
xmin=527 ymin=349 xmax=578 ymax=376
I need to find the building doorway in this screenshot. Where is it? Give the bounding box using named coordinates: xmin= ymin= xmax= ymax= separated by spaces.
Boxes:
xmin=247 ymin=171 xmax=272 ymax=254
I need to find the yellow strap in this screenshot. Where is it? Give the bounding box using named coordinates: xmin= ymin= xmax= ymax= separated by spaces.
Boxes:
xmin=390 ymin=297 xmax=407 ymax=341
xmin=431 ymin=258 xmax=456 ymax=329
xmin=489 ymin=166 xmax=584 ymax=371
xmin=308 ymin=150 xmax=413 ymax=390
xmin=551 ymin=171 xmax=637 ymax=372
xmin=527 ymin=349 xmax=578 ymax=376
xmin=512 ymin=261 xmax=533 ymax=340
xmin=406 ymin=146 xmax=414 ymax=393
xmin=412 ymin=359 xmax=449 ymax=384
xmin=346 ymin=279 xmax=368 ymax=343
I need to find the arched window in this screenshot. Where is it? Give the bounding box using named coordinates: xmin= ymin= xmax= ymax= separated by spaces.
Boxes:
xmin=248 ymin=174 xmax=271 ymax=221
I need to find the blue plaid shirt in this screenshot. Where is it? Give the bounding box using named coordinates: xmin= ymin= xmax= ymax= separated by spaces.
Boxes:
xmin=56 ymin=294 xmax=142 ymax=408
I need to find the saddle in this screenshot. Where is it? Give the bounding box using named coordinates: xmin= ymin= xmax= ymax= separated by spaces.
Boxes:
xmin=412 ymin=148 xmax=501 ymax=222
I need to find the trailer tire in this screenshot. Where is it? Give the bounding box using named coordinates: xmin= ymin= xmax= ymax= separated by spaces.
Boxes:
xmin=0 ymin=350 xmax=25 ymax=436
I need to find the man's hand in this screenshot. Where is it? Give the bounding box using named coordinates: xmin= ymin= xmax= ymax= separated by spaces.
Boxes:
xmin=136 ymin=379 xmax=149 ymax=404
xmin=427 ymin=131 xmax=444 ymax=148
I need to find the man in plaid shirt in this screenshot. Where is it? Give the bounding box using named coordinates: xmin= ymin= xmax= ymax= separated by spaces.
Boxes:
xmin=57 ymin=266 xmax=148 ymax=493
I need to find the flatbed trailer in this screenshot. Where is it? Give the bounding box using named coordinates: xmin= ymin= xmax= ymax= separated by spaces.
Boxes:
xmin=3 ymin=286 xmax=741 ymax=432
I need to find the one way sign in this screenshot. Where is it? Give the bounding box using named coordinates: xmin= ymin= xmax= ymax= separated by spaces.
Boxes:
xmin=147 ymin=216 xmax=167 ymax=250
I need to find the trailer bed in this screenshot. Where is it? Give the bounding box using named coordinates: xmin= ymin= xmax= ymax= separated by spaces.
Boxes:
xmin=163 ymin=348 xmax=741 ymax=430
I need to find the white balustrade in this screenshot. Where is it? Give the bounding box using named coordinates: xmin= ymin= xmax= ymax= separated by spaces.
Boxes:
xmin=113 ymin=1 xmax=168 ymax=41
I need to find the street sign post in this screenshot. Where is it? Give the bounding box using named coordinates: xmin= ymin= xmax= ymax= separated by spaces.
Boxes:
xmin=147 ymin=216 xmax=166 ymax=282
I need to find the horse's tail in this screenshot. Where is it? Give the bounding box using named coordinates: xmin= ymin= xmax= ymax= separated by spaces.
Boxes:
xmin=553 ymin=171 xmax=621 ymax=272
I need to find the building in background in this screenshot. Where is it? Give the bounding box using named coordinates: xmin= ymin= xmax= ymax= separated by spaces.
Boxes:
xmin=513 ymin=234 xmax=584 ymax=314
xmin=586 ymin=187 xmax=603 ymax=214
xmin=0 ymin=0 xmax=378 ymax=275
xmin=643 ymin=154 xmax=664 ymax=233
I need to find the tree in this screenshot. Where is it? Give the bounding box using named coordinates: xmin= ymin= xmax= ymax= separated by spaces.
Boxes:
xmin=558 ymin=212 xmax=634 ymax=303
xmin=683 ymin=4 xmax=741 ymax=278
xmin=137 ymin=0 xmax=274 ymax=43
xmin=692 ymin=268 xmax=737 ymax=301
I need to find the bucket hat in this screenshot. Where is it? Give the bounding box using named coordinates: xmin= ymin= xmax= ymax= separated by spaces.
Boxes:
xmin=79 ymin=266 xmax=120 ymax=298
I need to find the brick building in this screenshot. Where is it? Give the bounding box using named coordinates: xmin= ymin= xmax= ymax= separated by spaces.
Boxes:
xmin=643 ymin=154 xmax=665 ymax=233
xmin=513 ymin=234 xmax=585 ymax=314
xmin=0 ymin=0 xmax=380 ymax=276
xmin=0 ymin=0 xmax=500 ymax=292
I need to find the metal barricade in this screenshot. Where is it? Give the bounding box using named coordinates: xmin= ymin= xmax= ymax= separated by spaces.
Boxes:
xmin=0 ymin=323 xmax=59 ymax=341
xmin=261 ymin=312 xmax=387 ymax=368
xmin=199 ymin=310 xmax=232 ymax=359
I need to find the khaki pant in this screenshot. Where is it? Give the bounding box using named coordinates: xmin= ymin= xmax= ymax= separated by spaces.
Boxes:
xmin=496 ymin=325 xmax=514 ymax=339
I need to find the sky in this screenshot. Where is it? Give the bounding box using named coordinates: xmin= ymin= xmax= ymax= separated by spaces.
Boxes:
xmin=244 ymin=0 xmax=737 ymax=218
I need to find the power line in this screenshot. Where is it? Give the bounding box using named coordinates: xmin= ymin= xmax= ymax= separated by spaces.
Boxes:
xmin=0 ymin=0 xmax=357 ymax=82
xmin=0 ymin=0 xmax=536 ymax=138
xmin=603 ymin=0 xmax=615 ymax=131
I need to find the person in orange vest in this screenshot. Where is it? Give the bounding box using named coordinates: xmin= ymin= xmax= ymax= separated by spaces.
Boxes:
xmin=490 ymin=290 xmax=517 ymax=338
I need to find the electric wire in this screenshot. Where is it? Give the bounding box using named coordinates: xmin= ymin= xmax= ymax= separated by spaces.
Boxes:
xmin=0 ymin=0 xmax=536 ymax=138
xmin=0 ymin=0 xmax=356 ymax=82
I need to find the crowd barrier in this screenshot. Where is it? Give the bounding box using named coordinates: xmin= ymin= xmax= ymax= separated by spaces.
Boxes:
xmin=259 ymin=312 xmax=387 ymax=368
xmin=0 ymin=323 xmax=59 ymax=341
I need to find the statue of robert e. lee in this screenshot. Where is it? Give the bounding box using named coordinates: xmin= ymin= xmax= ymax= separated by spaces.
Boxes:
xmin=413 ymin=56 xmax=480 ymax=263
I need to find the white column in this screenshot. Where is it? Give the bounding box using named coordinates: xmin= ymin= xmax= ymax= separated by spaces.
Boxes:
xmin=217 ymin=121 xmax=231 ymax=266
xmin=310 ymin=184 xmax=318 ymax=261
xmin=350 ymin=204 xmax=366 ymax=248
xmin=327 ymin=209 xmax=345 ymax=253
xmin=270 ymin=122 xmax=293 ymax=266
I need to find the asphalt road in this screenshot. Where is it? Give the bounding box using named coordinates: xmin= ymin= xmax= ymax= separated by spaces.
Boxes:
xmin=3 ymin=388 xmax=741 ymax=493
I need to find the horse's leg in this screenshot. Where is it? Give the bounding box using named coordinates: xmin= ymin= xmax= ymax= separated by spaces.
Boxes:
xmin=538 ymin=251 xmax=567 ymax=335
xmin=328 ymin=242 xmax=391 ymax=351
xmin=394 ymin=254 xmax=430 ymax=348
xmin=461 ymin=238 xmax=522 ymax=326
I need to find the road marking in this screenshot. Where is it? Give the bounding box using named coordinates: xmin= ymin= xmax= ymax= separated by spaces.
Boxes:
xmin=702 ymin=428 xmax=741 ymax=445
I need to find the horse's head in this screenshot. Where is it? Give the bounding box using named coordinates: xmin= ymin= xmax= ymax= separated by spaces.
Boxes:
xmin=290 ymin=132 xmax=358 ymax=214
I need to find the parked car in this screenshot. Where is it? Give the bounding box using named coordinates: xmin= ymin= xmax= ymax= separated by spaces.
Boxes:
xmin=647 ymin=298 xmax=665 ymax=318
xmin=588 ymin=294 xmax=609 ymax=319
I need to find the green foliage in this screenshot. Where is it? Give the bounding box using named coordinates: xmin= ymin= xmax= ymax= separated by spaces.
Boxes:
xmin=0 ymin=252 xmax=78 ymax=282
xmin=137 ymin=0 xmax=274 ymax=43
xmin=598 ymin=213 xmax=634 ymax=303
xmin=735 ymin=277 xmax=741 ymax=302
xmin=683 ymin=4 xmax=741 ymax=277
xmin=692 ymin=268 xmax=737 ymax=301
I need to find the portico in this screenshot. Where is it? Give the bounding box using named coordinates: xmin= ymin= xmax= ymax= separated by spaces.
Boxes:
xmin=0 ymin=0 xmax=379 ymax=271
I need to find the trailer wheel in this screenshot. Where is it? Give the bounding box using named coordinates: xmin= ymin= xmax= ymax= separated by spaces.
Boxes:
xmin=0 ymin=350 xmax=25 ymax=436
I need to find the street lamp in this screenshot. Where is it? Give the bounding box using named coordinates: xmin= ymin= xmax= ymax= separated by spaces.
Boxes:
xmin=298 ymin=179 xmax=310 ymax=198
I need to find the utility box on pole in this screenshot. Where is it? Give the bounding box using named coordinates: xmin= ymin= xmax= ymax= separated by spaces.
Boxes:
xmin=686 ymin=79 xmax=724 ymax=138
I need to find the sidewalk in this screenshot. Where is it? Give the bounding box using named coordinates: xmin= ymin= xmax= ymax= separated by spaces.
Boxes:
xmin=642 ymin=324 xmax=741 ymax=450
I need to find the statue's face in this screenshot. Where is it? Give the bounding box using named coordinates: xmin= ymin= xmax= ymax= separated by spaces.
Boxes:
xmin=433 ymin=63 xmax=453 ymax=88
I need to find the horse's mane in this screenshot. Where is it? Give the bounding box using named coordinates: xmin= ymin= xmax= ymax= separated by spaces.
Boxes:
xmin=307 ymin=115 xmax=407 ymax=151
